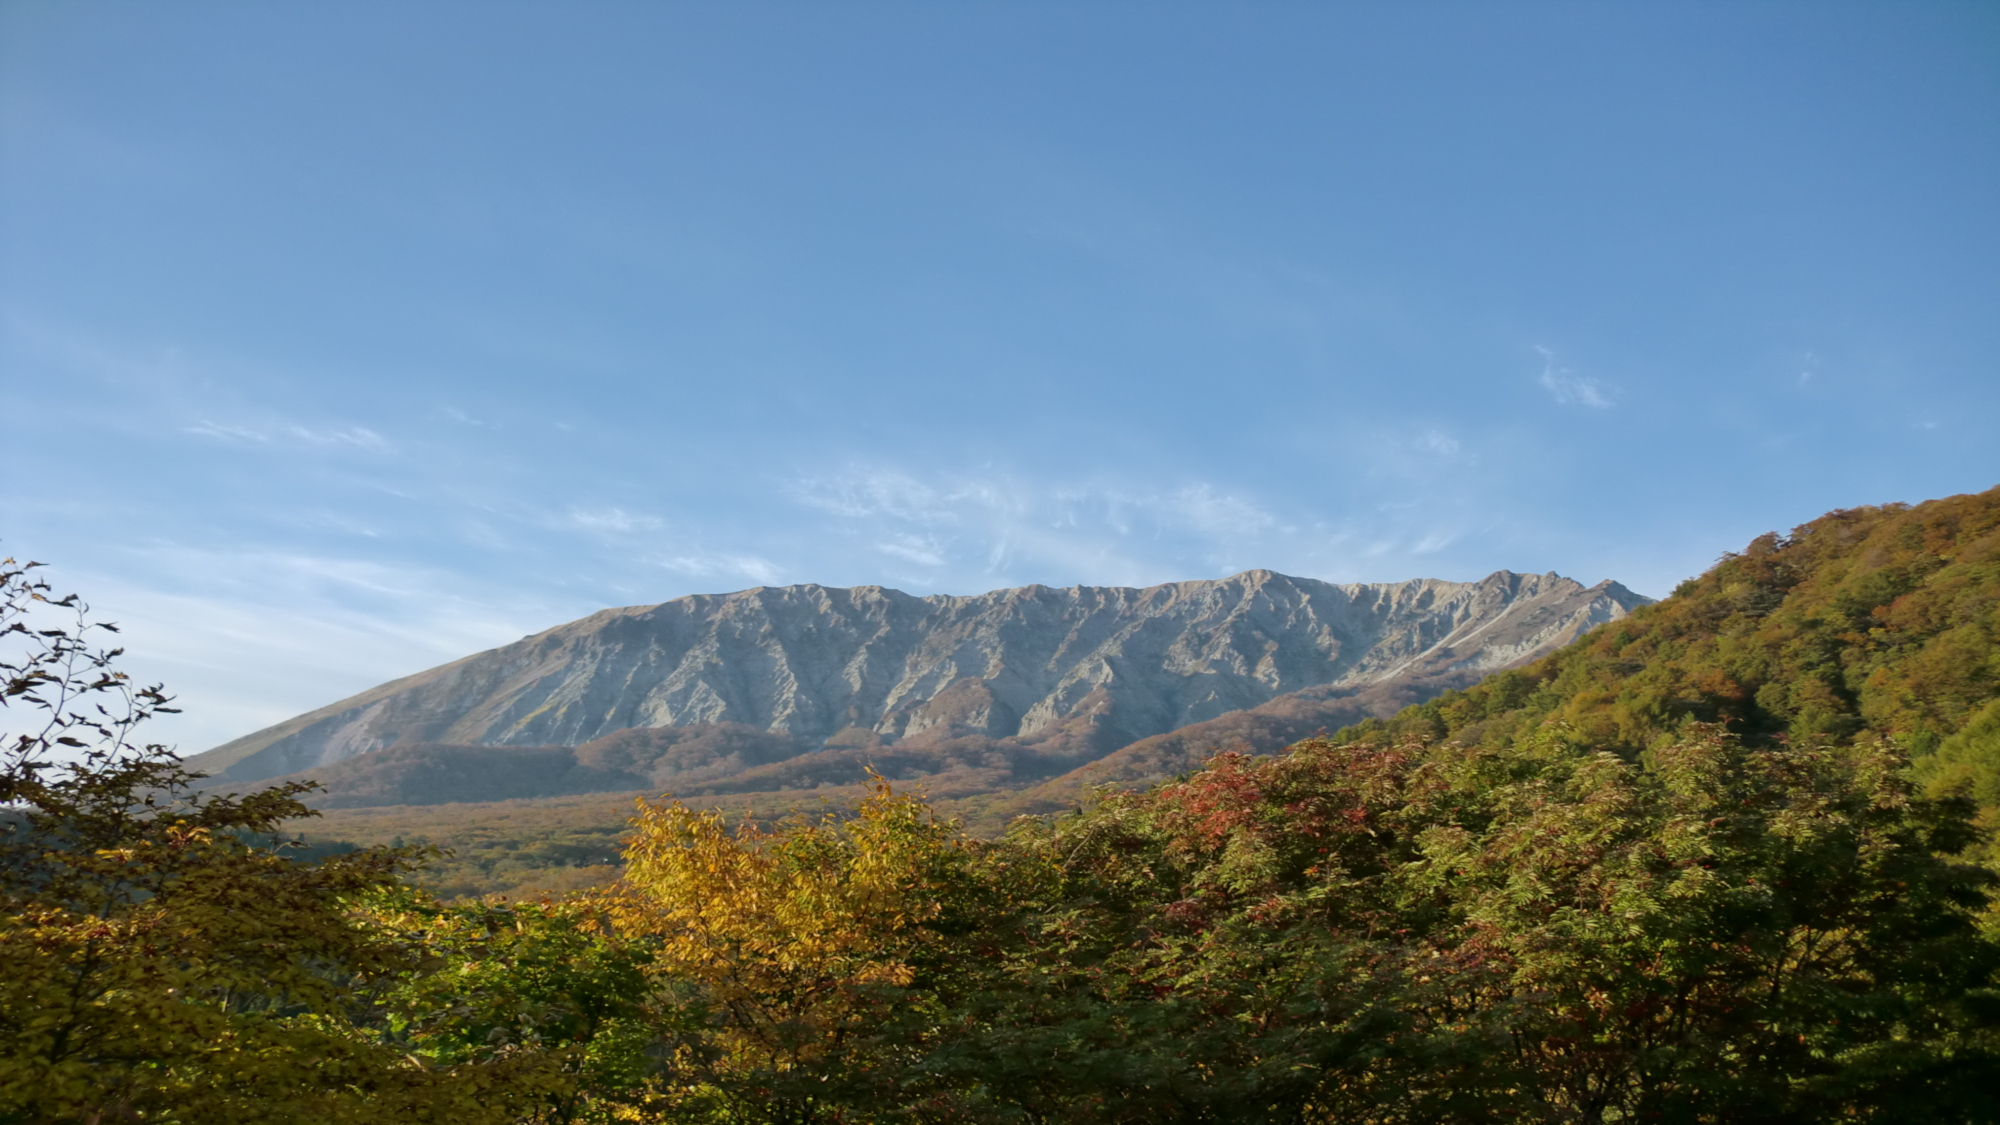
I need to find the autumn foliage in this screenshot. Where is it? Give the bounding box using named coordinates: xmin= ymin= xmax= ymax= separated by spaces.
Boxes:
xmin=605 ymin=782 xmax=975 ymax=1120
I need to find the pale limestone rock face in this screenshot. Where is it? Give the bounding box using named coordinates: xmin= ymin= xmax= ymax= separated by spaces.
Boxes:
xmin=187 ymin=569 xmax=1648 ymax=784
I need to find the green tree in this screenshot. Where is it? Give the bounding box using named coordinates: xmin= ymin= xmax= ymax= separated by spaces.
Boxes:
xmin=1421 ymin=729 xmax=2000 ymax=1121
xmin=367 ymin=894 xmax=657 ymax=1124
xmin=928 ymin=729 xmax=2000 ymax=1122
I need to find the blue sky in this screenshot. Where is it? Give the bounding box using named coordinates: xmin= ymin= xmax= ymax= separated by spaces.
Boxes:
xmin=3 ymin=2 xmax=1997 ymax=752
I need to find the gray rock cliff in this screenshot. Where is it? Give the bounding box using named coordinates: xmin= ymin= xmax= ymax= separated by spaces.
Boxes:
xmin=185 ymin=569 xmax=1649 ymax=788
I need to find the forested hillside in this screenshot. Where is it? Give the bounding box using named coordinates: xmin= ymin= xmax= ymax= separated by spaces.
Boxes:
xmin=1341 ymin=487 xmax=1999 ymax=785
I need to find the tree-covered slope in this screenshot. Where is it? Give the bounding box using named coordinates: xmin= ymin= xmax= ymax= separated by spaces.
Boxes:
xmin=1338 ymin=485 xmax=2000 ymax=766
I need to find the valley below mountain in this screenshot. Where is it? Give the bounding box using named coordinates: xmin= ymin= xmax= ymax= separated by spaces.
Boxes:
xmin=186 ymin=568 xmax=1647 ymax=821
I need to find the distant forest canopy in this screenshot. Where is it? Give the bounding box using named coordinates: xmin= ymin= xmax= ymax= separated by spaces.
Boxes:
xmin=4 ymin=486 xmax=1999 ymax=1123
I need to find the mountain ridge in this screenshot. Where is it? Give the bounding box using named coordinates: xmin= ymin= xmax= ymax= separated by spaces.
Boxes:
xmin=187 ymin=568 xmax=1649 ymax=806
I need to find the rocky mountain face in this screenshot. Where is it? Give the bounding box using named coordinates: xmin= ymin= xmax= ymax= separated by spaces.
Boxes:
xmin=186 ymin=570 xmax=1649 ymax=805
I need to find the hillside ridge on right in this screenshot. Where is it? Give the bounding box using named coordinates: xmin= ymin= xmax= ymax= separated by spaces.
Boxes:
xmin=1330 ymin=485 xmax=2000 ymax=835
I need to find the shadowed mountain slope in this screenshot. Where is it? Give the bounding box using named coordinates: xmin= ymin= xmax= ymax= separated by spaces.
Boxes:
xmin=189 ymin=568 xmax=1648 ymax=807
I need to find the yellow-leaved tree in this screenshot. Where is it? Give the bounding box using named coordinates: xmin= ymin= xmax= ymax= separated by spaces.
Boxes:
xmin=610 ymin=775 xmax=976 ymax=1122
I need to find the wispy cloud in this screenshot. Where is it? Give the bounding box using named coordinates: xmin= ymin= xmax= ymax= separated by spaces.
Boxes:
xmin=1535 ymin=346 xmax=1613 ymax=408
xmin=1153 ymin=484 xmax=1280 ymax=539
xmin=797 ymin=469 xmax=1285 ymax=543
xmin=186 ymin=420 xmax=267 ymax=442
xmin=876 ymin=533 xmax=947 ymax=567
xmin=784 ymin=466 xmax=1320 ymax=587
xmin=51 ymin=547 xmax=587 ymax=754
xmin=6 ymin=314 xmax=397 ymax=455
xmin=657 ymin=552 xmax=785 ymax=585
xmin=790 ymin=469 xmax=1011 ymax=524
xmin=186 ymin=419 xmax=389 ymax=450
xmin=568 ymin=506 xmax=662 ymax=533
xmin=290 ymin=425 xmax=387 ymax=449
xmin=1414 ymin=429 xmax=1462 ymax=458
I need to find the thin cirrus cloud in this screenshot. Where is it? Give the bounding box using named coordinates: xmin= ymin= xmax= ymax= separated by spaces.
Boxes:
xmin=1413 ymin=430 xmax=1462 ymax=458
xmin=655 ymin=551 xmax=786 ymax=587
xmin=876 ymin=533 xmax=948 ymax=568
xmin=53 ymin=545 xmax=594 ymax=753
xmin=187 ymin=420 xmax=389 ymax=449
xmin=1534 ymin=346 xmax=1614 ymax=409
xmin=788 ymin=468 xmax=1011 ymax=525
xmin=780 ymin=466 xmax=1444 ymax=590
xmin=788 ymin=468 xmax=1288 ymax=544
xmin=567 ymin=506 xmax=663 ymax=533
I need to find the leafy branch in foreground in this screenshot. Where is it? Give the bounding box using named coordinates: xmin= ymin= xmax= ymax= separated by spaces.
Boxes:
xmin=0 ymin=558 xmax=566 ymax=1124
